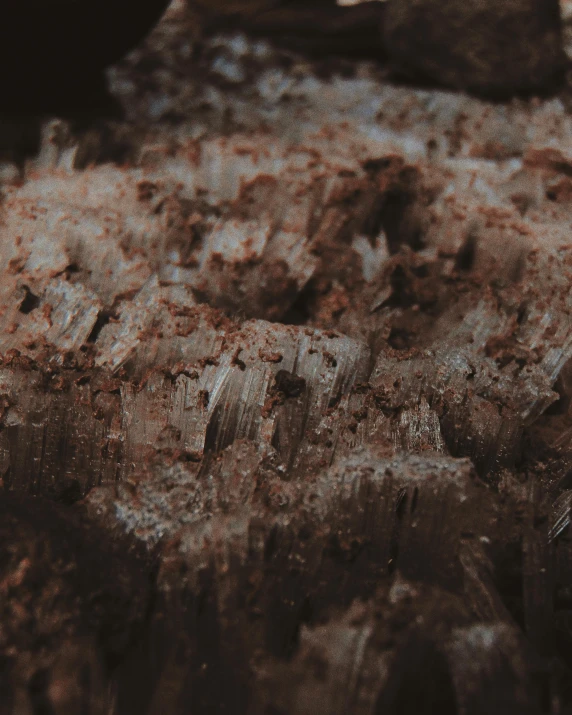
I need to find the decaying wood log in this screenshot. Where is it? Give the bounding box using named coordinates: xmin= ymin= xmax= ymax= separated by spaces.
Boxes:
xmin=3 ymin=1 xmax=572 ymax=713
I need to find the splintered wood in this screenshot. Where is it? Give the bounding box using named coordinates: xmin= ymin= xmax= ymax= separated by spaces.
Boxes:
xmin=2 ymin=1 xmax=572 ymax=713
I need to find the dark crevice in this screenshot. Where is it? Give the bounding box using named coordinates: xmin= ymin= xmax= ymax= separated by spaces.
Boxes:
xmin=455 ymin=229 xmax=477 ymax=272
xmin=387 ymin=326 xmax=413 ymax=351
xmin=19 ymin=286 xmax=41 ymax=315
xmin=28 ymin=669 xmax=55 ymax=715
xmin=381 ymin=189 xmax=420 ymax=254
xmin=374 ymin=637 xmax=457 ymax=715
xmin=86 ymin=311 xmax=113 ymax=344
xmin=544 ymin=374 xmax=571 ymax=416
xmin=280 ymin=280 xmax=316 ymax=326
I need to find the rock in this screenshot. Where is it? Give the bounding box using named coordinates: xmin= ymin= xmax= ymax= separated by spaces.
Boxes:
xmin=383 ymin=0 xmax=567 ymax=96
xmin=4 ymin=5 xmax=572 ymax=711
